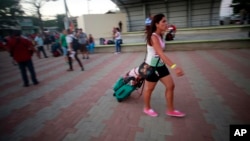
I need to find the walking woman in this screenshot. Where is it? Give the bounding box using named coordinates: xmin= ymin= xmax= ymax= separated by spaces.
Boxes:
xmin=143 ymin=13 xmax=185 ymax=117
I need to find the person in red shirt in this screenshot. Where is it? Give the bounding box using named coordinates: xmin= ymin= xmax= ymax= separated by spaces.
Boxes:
xmin=8 ymin=30 xmax=39 ymax=87
xmin=0 ymin=39 xmax=4 ymax=50
xmin=165 ymin=24 xmax=177 ymax=41
xmin=3 ymin=35 xmax=18 ymax=65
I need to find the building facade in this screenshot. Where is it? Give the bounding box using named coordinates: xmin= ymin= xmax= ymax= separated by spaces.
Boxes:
xmin=77 ymin=13 xmax=127 ymax=38
xmin=111 ymin=0 xmax=222 ymax=31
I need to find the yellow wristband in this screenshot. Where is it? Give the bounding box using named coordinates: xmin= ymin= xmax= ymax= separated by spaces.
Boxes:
xmin=170 ymin=64 xmax=177 ymax=69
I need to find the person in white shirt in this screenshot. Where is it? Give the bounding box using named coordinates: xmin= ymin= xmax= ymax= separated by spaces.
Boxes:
xmin=66 ymin=29 xmax=84 ymax=71
xmin=143 ymin=13 xmax=185 ymax=118
xmin=113 ymin=28 xmax=122 ymax=54
xmin=34 ymin=33 xmax=48 ymax=58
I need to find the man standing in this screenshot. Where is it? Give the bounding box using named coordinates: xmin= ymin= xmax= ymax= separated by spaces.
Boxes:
xmin=34 ymin=33 xmax=48 ymax=58
xmin=8 ymin=30 xmax=39 ymax=87
xmin=77 ymin=28 xmax=89 ymax=59
xmin=118 ymin=21 xmax=122 ymax=32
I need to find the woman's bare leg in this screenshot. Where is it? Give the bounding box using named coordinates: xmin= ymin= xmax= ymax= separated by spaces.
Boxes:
xmin=143 ymin=80 xmax=157 ymax=110
xmin=160 ymin=75 xmax=175 ymax=112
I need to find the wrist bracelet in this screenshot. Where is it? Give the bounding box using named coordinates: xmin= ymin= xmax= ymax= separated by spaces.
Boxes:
xmin=170 ymin=64 xmax=177 ymax=69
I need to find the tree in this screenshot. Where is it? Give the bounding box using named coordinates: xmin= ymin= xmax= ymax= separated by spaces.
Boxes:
xmin=43 ymin=19 xmax=57 ymax=27
xmin=0 ymin=0 xmax=24 ymax=28
xmin=21 ymin=0 xmax=58 ymax=33
xmin=231 ymin=0 xmax=250 ymax=13
xmin=56 ymin=14 xmax=66 ymax=31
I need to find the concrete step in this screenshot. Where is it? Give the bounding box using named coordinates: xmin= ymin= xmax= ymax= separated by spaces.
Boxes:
xmin=94 ymin=38 xmax=250 ymax=53
xmin=94 ymin=25 xmax=250 ymax=45
xmin=122 ymin=25 xmax=250 ymax=35
xmin=93 ymin=25 xmax=250 ymax=53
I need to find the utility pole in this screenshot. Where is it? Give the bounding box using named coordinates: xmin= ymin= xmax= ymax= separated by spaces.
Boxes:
xmin=87 ymin=0 xmax=91 ymax=14
xmin=63 ymin=0 xmax=70 ymax=29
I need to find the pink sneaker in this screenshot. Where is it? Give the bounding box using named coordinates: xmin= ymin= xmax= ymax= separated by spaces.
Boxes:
xmin=143 ymin=108 xmax=158 ymax=117
xmin=166 ymin=110 xmax=185 ymax=117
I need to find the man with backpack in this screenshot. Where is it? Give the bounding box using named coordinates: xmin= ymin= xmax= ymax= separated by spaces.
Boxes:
xmin=66 ymin=29 xmax=84 ymax=71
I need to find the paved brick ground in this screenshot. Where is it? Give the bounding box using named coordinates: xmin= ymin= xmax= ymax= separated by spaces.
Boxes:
xmin=0 ymin=49 xmax=250 ymax=141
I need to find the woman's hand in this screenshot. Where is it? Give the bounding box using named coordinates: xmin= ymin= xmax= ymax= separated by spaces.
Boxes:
xmin=174 ymin=67 xmax=184 ymax=77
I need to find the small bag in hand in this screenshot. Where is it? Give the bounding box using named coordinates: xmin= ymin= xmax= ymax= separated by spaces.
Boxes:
xmin=138 ymin=62 xmax=154 ymax=79
xmin=138 ymin=58 xmax=160 ymax=79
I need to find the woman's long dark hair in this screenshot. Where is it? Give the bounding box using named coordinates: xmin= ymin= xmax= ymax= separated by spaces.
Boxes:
xmin=146 ymin=13 xmax=165 ymax=46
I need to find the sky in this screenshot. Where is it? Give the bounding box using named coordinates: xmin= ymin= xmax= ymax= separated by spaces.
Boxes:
xmin=220 ymin=0 xmax=233 ymax=17
xmin=22 ymin=0 xmax=119 ymax=20
xmin=22 ymin=0 xmax=233 ymax=20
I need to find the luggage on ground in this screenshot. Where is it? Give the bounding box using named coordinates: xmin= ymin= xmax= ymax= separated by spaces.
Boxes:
xmin=53 ymin=50 xmax=60 ymax=57
xmin=112 ymin=67 xmax=144 ymax=102
xmin=107 ymin=40 xmax=115 ymax=44
xmin=113 ymin=77 xmax=136 ymax=102
xmin=99 ymin=38 xmax=105 ymax=45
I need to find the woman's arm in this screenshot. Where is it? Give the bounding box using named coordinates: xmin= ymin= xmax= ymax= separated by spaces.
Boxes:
xmin=151 ymin=35 xmax=174 ymax=67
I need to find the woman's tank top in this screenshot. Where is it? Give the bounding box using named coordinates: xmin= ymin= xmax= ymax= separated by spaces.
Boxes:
xmin=145 ymin=33 xmax=165 ymax=67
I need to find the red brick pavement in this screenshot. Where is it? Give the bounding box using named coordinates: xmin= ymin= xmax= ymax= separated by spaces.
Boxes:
xmin=165 ymin=52 xmax=215 ymax=141
xmin=0 ymin=55 xmax=57 ymax=81
xmin=209 ymin=50 xmax=250 ymax=79
xmin=191 ymin=50 xmax=250 ymax=122
xmin=0 ymin=49 xmax=250 ymax=141
xmin=0 ymin=54 xmax=114 ymax=134
xmin=236 ymin=49 xmax=250 ymax=59
xmin=0 ymin=60 xmax=65 ymax=106
xmin=22 ymin=53 xmax=139 ymax=141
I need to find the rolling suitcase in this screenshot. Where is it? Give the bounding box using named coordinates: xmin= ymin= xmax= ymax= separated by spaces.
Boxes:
xmin=113 ymin=77 xmax=136 ymax=102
